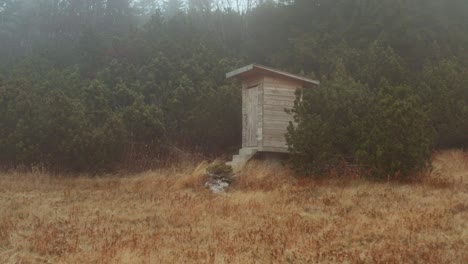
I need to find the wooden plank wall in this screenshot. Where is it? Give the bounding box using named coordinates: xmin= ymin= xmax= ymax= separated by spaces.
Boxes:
xmin=242 ymin=76 xmax=263 ymax=148
xmin=262 ymin=76 xmax=302 ymax=151
xmin=245 ymin=86 xmax=258 ymax=147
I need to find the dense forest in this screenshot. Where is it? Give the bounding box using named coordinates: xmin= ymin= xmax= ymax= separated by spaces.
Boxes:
xmin=0 ymin=0 xmax=467 ymax=174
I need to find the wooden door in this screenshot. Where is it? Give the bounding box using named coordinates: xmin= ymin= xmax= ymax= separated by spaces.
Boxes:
xmin=245 ymin=86 xmax=259 ymax=147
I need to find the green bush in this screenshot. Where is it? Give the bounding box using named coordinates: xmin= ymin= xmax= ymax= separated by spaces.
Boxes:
xmin=286 ymin=65 xmax=372 ymax=174
xmin=419 ymin=61 xmax=468 ymax=148
xmin=355 ymin=84 xmax=433 ymax=177
xmin=287 ymin=67 xmax=433 ymax=178
xmin=1 ymin=0 xmax=467 ymax=173
xmin=206 ymin=164 xmax=233 ymax=178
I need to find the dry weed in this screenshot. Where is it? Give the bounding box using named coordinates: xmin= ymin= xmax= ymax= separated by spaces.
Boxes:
xmin=425 ymin=149 xmax=468 ymax=189
xmin=0 ymin=150 xmax=466 ymax=263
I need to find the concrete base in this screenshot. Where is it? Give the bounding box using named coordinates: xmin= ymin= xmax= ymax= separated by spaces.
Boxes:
xmin=226 ymin=147 xmax=258 ymax=172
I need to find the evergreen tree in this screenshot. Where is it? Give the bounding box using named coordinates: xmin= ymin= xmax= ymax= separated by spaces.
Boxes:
xmin=0 ymin=0 xmax=466 ymax=173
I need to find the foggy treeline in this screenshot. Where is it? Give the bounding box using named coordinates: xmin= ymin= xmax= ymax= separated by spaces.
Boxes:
xmin=0 ymin=0 xmax=467 ymax=174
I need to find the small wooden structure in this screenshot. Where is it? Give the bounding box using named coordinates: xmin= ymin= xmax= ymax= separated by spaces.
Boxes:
xmin=227 ymin=64 xmax=319 ymax=154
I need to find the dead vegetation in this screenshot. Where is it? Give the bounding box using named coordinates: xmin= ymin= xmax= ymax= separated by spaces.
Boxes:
xmin=0 ymin=150 xmax=467 ymax=263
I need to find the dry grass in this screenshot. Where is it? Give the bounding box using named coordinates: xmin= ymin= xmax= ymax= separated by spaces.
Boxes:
xmin=0 ymin=150 xmax=467 ymax=264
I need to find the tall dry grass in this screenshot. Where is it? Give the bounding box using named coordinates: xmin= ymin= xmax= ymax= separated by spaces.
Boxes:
xmin=0 ymin=150 xmax=467 ymax=263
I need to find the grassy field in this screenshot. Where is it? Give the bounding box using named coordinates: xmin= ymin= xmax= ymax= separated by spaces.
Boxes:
xmin=0 ymin=150 xmax=467 ymax=264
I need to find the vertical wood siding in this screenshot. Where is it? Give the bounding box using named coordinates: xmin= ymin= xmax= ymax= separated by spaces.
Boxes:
xmin=261 ymin=76 xmax=302 ymax=151
xmin=245 ymin=86 xmax=258 ymax=146
xmin=242 ymin=76 xmax=263 ymax=148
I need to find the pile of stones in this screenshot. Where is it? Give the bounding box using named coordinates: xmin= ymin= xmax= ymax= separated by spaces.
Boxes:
xmin=204 ymin=164 xmax=234 ymax=193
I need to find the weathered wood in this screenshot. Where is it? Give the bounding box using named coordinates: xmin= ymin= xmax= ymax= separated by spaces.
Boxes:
xmin=264 ymin=119 xmax=293 ymax=125
xmin=227 ymin=64 xmax=320 ymax=86
xmin=264 ymin=94 xmax=297 ymax=102
xmin=261 ymin=146 xmax=289 ymax=153
xmin=227 ymin=64 xmax=319 ymax=154
xmin=263 ymin=104 xmax=293 ymax=111
xmin=264 ymin=88 xmax=295 ymax=94
xmin=263 ymin=108 xmax=292 ymax=114
xmin=264 ymin=85 xmax=297 ymax=91
xmin=258 ymin=81 xmax=264 ymax=148
xmin=263 ymin=85 xmax=297 ymax=91
xmin=264 ymin=99 xmax=296 ymax=106
xmin=264 ymin=75 xmax=312 ymax=86
xmin=264 ymin=110 xmax=293 ymax=117
xmin=245 ymin=85 xmax=259 ymax=147
xmin=264 ymin=87 xmax=296 ymax=92
xmin=264 ymin=116 xmax=294 ymax=123
xmin=243 ymin=78 xmax=262 ymax=89
xmin=264 ymin=119 xmax=291 ymax=125
xmin=242 ymin=85 xmax=246 ymax=147
xmin=263 ymin=139 xmax=288 ymax=148
xmin=263 ymin=94 xmax=296 ymax=101
xmin=242 ymin=76 xmax=264 ymax=148
xmin=264 ymin=124 xmax=289 ymax=131
xmin=263 ymin=77 xmax=293 ymax=149
xmin=264 ymin=133 xmax=287 ymax=140
xmin=264 ymin=128 xmax=288 ymax=136
xmin=226 ymin=64 xmax=255 ymax=79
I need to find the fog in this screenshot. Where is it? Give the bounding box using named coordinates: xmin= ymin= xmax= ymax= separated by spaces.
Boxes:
xmin=0 ymin=0 xmax=467 ymax=172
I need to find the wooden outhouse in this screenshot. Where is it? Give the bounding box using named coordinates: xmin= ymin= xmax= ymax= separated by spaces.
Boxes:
xmin=226 ymin=64 xmax=319 ymax=167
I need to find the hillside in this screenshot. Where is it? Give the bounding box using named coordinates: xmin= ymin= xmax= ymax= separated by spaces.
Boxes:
xmin=0 ymin=150 xmax=466 ymax=263
xmin=1 ymin=0 xmax=467 ymax=172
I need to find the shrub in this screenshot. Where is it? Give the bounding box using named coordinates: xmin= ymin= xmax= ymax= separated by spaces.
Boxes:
xmin=355 ymin=84 xmax=433 ymax=177
xmin=286 ymin=65 xmax=371 ymax=175
xmin=287 ymin=67 xmax=433 ymax=178
xmin=206 ymin=163 xmax=233 ymax=178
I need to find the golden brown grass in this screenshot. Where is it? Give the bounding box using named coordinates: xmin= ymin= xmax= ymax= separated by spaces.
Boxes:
xmin=0 ymin=150 xmax=467 ymax=263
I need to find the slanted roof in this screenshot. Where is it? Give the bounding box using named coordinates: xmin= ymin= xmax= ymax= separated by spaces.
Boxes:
xmin=226 ymin=64 xmax=320 ymax=86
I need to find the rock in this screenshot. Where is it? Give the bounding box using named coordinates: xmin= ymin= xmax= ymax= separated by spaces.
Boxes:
xmin=205 ymin=178 xmax=230 ymax=193
xmin=204 ymin=164 xmax=234 ymax=193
